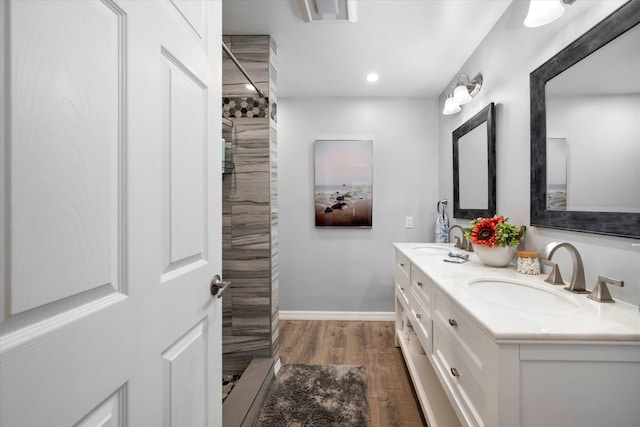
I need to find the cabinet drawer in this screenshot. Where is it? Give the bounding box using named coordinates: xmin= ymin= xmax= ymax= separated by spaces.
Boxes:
xmin=396 ymin=280 xmax=410 ymax=312
xmin=396 ymin=251 xmax=410 ymax=285
xmin=411 ymin=264 xmax=434 ymax=312
xmin=409 ymin=290 xmax=432 ymax=354
xmin=433 ymin=323 xmax=486 ymax=427
xmin=434 ymin=290 xmax=492 ymax=385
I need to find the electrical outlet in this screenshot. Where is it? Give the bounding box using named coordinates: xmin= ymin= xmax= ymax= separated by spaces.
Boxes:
xmin=405 ymin=216 xmax=413 ymax=229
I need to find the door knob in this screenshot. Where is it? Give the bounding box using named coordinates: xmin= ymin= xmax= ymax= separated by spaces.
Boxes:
xmin=210 ymin=274 xmax=230 ymax=298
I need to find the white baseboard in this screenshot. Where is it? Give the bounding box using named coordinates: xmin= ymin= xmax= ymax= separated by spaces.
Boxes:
xmin=279 ymin=310 xmax=395 ymax=321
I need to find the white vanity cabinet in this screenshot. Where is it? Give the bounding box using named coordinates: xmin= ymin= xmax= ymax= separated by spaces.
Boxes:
xmin=394 ymin=245 xmax=640 ymax=427
xmin=394 ymin=250 xmax=462 ymax=427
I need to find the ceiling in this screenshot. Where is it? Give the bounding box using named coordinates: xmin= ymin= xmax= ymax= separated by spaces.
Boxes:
xmin=222 ymin=0 xmax=513 ymax=98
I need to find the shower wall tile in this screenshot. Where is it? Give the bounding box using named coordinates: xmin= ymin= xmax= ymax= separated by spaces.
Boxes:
xmin=269 ymin=37 xmax=277 ymax=55
xmin=223 ymin=257 xmax=270 ymax=279
xmin=222 ymin=97 xmax=269 ymax=119
xmin=268 ymin=36 xmax=279 ymax=356
xmin=223 ymin=35 xmax=270 ymax=98
xmin=223 ymin=336 xmax=271 ymax=375
xmin=228 ymin=35 xmax=270 ymax=54
xmin=231 ymin=291 xmax=270 ymax=336
xmin=223 ymin=292 xmax=233 ymax=333
xmin=226 ymin=55 xmax=269 ymax=85
xmin=231 ymin=208 xmax=270 ymax=250
xmin=222 ymin=34 xmax=278 ymax=375
xmin=234 ymin=118 xmax=269 ymax=137
xmin=223 ymin=336 xmax=271 ymax=354
xmin=231 ymin=315 xmax=270 ymax=336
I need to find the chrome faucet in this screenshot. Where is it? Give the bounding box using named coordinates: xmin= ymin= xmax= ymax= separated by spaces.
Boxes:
xmin=588 ymin=275 xmax=624 ymax=303
xmin=448 ymin=225 xmax=473 ymax=251
xmin=540 ymin=242 xmax=590 ymax=294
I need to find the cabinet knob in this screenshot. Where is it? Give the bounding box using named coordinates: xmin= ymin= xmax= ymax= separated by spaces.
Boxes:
xmin=450 ymin=367 xmax=460 ymax=377
xmin=448 ymin=319 xmax=458 ymax=327
xmin=417 ymin=281 xmax=423 ymax=287
xmin=400 ymin=287 xmax=405 ymax=291
xmin=400 ymin=263 xmax=405 ymax=267
xmin=416 ymin=313 xmax=422 ymax=319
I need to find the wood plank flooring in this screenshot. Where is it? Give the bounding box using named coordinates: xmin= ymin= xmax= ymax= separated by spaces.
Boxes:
xmin=279 ymin=320 xmax=427 ymax=427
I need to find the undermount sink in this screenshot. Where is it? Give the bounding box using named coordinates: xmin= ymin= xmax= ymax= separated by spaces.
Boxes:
xmin=467 ymin=278 xmax=579 ymax=313
xmin=412 ymin=245 xmax=451 ymax=254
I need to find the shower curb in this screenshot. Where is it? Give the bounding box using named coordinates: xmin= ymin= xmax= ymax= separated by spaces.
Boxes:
xmin=223 ymin=357 xmax=277 ymax=427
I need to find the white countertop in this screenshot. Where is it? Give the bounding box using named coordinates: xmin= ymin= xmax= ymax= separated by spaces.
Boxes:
xmin=395 ymin=242 xmax=640 ymax=342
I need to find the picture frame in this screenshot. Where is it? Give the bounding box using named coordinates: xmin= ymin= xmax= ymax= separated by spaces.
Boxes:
xmin=314 ymin=139 xmax=373 ymax=227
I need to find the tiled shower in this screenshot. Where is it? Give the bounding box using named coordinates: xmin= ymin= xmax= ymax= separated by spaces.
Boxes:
xmin=221 ymin=35 xmax=279 ymax=399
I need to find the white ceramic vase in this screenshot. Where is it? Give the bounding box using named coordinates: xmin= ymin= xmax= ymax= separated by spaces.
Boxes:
xmin=472 ymin=244 xmax=517 ymax=267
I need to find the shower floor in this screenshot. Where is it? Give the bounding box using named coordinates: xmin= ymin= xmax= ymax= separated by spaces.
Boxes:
xmin=222 ymin=373 xmax=242 ymax=402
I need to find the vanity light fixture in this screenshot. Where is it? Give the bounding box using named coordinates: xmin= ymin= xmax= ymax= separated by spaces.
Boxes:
xmin=524 ymin=0 xmax=576 ymax=28
xmin=453 ymin=84 xmax=473 ymax=105
xmin=442 ymin=73 xmax=483 ymax=115
xmin=443 ymin=93 xmax=461 ymax=115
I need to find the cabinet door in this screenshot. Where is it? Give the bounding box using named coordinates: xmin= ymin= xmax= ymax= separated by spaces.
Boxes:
xmin=519 ymin=344 xmax=640 ymax=427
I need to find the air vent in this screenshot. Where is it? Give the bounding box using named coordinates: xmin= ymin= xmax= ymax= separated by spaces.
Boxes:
xmin=298 ymin=0 xmax=357 ymax=22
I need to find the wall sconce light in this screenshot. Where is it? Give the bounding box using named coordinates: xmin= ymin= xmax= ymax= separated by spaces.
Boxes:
xmin=524 ymin=0 xmax=576 ymax=28
xmin=443 ymin=93 xmax=461 ymax=115
xmin=442 ymin=73 xmax=483 ymax=115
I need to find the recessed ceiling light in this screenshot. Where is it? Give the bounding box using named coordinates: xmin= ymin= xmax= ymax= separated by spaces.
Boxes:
xmin=366 ymin=73 xmax=379 ymax=82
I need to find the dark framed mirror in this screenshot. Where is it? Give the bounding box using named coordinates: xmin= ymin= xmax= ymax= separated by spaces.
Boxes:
xmin=530 ymin=1 xmax=640 ymax=238
xmin=453 ymin=102 xmax=496 ymax=219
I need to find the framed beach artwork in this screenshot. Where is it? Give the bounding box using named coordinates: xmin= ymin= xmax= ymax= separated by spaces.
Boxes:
xmin=314 ymin=139 xmax=373 ymax=227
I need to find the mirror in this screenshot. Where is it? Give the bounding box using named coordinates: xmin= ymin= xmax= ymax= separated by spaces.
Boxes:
xmin=530 ymin=1 xmax=640 ymax=238
xmin=453 ymin=102 xmax=496 ymax=219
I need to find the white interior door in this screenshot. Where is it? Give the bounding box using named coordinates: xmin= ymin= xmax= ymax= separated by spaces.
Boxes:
xmin=0 ymin=1 xmax=223 ymax=425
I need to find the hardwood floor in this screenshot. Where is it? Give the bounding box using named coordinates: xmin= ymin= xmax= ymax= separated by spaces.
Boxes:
xmin=278 ymin=320 xmax=427 ymax=427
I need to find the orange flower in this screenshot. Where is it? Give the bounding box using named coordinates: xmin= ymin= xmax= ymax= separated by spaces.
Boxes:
xmin=464 ymin=215 xmax=526 ymax=248
xmin=470 ymin=216 xmax=502 ymax=247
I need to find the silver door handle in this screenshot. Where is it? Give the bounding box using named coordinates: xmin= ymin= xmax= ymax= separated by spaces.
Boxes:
xmin=210 ymin=274 xmax=230 ymax=298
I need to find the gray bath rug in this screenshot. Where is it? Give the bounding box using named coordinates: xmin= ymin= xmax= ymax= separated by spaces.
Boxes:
xmin=254 ymin=364 xmax=371 ymax=427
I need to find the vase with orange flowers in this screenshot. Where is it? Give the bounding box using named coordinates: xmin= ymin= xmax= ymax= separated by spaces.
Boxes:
xmin=464 ymin=216 xmax=526 ymax=267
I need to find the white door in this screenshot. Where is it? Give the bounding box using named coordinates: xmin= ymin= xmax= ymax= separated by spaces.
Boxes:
xmin=0 ymin=1 xmax=223 ymax=426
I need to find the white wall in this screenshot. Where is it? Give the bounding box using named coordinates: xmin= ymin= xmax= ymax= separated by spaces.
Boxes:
xmin=438 ymin=0 xmax=639 ymax=305
xmin=278 ymin=97 xmax=439 ymax=312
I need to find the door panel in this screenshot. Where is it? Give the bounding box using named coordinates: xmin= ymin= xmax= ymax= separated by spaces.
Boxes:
xmin=74 ymin=386 xmax=127 ymax=427
xmin=0 ymin=0 xmax=222 ymax=425
xmin=8 ymin=0 xmax=125 ymax=315
xmin=161 ymin=50 xmax=207 ymax=275
xmin=162 ymin=320 xmax=208 ymax=427
xmin=168 ymin=0 xmax=206 ymax=42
